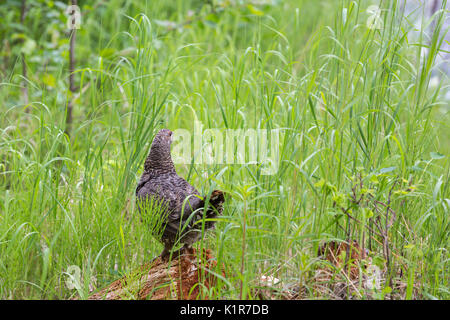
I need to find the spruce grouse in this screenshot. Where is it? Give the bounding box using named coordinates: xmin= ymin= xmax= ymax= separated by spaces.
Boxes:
xmin=136 ymin=129 xmax=225 ymax=259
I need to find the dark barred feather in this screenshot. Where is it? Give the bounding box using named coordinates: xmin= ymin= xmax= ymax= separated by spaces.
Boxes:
xmin=136 ymin=129 xmax=226 ymax=256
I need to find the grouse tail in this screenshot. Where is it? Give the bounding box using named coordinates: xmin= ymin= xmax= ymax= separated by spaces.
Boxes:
xmin=202 ymin=190 xmax=225 ymax=229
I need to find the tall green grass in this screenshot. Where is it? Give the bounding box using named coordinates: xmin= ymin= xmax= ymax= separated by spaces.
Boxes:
xmin=0 ymin=0 xmax=448 ymax=299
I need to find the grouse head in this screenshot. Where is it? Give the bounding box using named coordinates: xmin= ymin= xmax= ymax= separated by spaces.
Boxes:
xmin=144 ymin=129 xmax=175 ymax=173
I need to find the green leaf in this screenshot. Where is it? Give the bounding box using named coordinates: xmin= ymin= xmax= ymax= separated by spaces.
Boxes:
xmin=369 ymin=175 xmax=379 ymax=184
xmin=430 ymin=152 xmax=445 ymax=160
xmin=325 ymin=182 xmax=337 ymax=192
xmin=372 ymin=255 xmax=386 ymax=268
xmin=382 ymin=286 xmax=392 ymax=294
xmin=11 ymin=33 xmax=26 ymax=41
xmin=327 ymin=209 xmax=342 ymax=217
xmin=42 ymin=74 xmax=56 ymax=88
xmin=332 ymin=192 xmax=346 ymax=207
xmin=100 ymin=48 xmax=116 ymax=58
xmin=363 ymin=208 xmax=374 ymax=219
xmin=204 ymin=20 xmax=217 ymax=28
xmin=379 ymin=166 xmax=396 ymax=174
xmin=205 ymin=13 xmax=219 ymax=23
xmin=314 ymin=178 xmax=325 ymax=188
xmin=394 ymin=190 xmax=409 ymax=195
xmin=361 ymin=188 xmax=374 ymax=195
xmin=21 ymin=38 xmax=37 ymax=56
xmin=247 ymin=4 xmax=264 ymax=16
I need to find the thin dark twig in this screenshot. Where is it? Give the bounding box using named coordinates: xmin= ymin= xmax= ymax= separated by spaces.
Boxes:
xmin=66 ymin=0 xmax=78 ymax=135
xmin=384 ymin=179 xmax=398 ymax=296
xmin=20 ymin=0 xmax=29 ymax=111
xmin=339 ymin=205 xmax=384 ymax=239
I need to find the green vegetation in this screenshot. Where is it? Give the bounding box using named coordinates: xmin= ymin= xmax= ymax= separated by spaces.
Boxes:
xmin=0 ymin=0 xmax=449 ymax=299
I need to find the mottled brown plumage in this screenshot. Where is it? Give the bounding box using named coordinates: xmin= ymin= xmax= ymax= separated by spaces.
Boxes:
xmin=136 ymin=129 xmax=225 ymax=259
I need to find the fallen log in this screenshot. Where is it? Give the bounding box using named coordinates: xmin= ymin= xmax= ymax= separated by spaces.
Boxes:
xmin=87 ymin=248 xmax=217 ymax=300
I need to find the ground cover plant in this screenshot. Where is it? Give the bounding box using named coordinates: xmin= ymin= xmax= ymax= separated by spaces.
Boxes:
xmin=0 ymin=0 xmax=449 ymax=299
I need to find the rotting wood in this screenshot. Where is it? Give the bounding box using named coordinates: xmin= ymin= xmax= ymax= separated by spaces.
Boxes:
xmin=86 ymin=248 xmax=218 ymax=300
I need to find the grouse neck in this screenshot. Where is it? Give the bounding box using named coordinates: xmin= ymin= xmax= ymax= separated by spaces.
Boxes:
xmin=144 ymin=142 xmax=176 ymax=174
